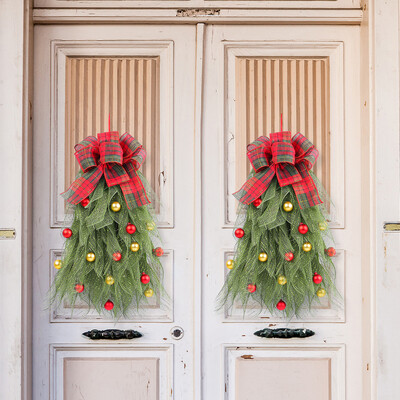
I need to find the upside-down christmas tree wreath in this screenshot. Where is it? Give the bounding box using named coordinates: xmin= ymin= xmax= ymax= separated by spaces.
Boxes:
xmin=219 ymin=130 xmax=337 ymax=317
xmin=51 ymin=131 xmax=165 ymax=317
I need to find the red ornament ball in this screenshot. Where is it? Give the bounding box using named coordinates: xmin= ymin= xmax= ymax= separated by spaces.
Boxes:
xmin=253 ymin=198 xmax=262 ymax=208
xmin=325 ymin=247 xmax=336 ymax=257
xmin=104 ymin=300 xmax=114 ymax=311
xmin=74 ymin=283 xmax=84 ymax=293
xmin=62 ymin=228 xmax=72 ymax=238
xmin=81 ymin=198 xmax=90 ymax=207
xmin=276 ymin=300 xmax=286 ymax=310
xmin=298 ymin=223 xmax=309 ymax=235
xmin=313 ymin=273 xmax=323 ymax=284
xmin=285 ymin=252 xmax=294 ymax=261
xmin=141 ymin=273 xmax=150 ymax=284
xmin=153 ymin=247 xmax=164 ymax=257
xmin=126 ymin=223 xmax=137 ymax=235
xmin=112 ymin=252 xmax=122 ymax=261
xmin=235 ymin=228 xmax=245 ymax=238
xmin=247 ymin=283 xmax=257 ymax=293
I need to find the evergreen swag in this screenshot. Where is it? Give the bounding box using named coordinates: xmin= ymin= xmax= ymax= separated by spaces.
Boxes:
xmin=219 ymin=131 xmax=338 ymax=318
xmin=51 ymin=132 xmax=164 ymax=317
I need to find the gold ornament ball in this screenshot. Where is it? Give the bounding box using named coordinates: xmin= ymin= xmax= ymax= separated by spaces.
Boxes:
xmin=258 ymin=252 xmax=268 ymax=262
xmin=226 ymin=259 xmax=235 ymax=269
xmin=86 ymin=252 xmax=96 ymax=262
xmin=130 ymin=242 xmax=140 ymax=252
xmin=146 ymin=222 xmax=156 ymax=231
xmin=319 ymin=221 xmax=328 ymax=231
xmin=54 ymin=259 xmax=62 ymax=269
xmin=283 ymin=201 xmax=294 ymax=212
xmin=144 ymin=288 xmax=154 ymax=298
xmin=105 ymin=275 xmax=115 ymax=285
xmin=302 ymin=242 xmax=312 ymax=252
xmin=111 ymin=201 xmax=121 ymax=212
xmin=278 ymin=275 xmax=287 ymax=285
xmin=317 ymin=288 xmax=327 ymax=297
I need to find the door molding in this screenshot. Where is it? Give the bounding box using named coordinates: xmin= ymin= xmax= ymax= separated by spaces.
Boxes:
xmin=32 ymin=8 xmax=364 ymax=25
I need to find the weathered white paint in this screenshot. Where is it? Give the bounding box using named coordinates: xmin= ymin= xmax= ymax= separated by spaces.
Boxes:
xmin=202 ymin=24 xmax=363 ymax=399
xmin=52 ymin=344 xmax=172 ymax=400
xmin=33 ymin=24 xmax=197 ymax=400
xmin=374 ymin=0 xmax=400 ymax=398
xmin=0 ymin=1 xmax=30 ymax=400
xmin=32 ymin=8 xmax=364 ymax=24
xmin=33 ymin=0 xmax=360 ymax=10
xmin=2 ymin=2 xmax=393 ymax=398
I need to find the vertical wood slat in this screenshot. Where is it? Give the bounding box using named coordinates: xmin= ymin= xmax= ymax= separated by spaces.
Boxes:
xmin=235 ymin=57 xmax=330 ymax=196
xmin=64 ymin=56 xmax=160 ymax=198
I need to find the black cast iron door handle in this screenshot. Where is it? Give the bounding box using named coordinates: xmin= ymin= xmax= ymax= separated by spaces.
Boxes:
xmin=254 ymin=328 xmax=315 ymax=338
xmin=83 ymin=329 xmax=142 ymax=340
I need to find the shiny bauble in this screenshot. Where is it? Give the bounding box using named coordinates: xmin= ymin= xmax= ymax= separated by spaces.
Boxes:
xmin=258 ymin=252 xmax=268 ymax=262
xmin=253 ymin=198 xmax=262 ymax=207
xmin=105 ymin=275 xmax=115 ymax=285
xmin=141 ymin=273 xmax=150 ymax=284
xmin=325 ymin=247 xmax=336 ymax=257
xmin=111 ymin=201 xmax=121 ymax=212
xmin=153 ymin=247 xmax=164 ymax=257
xmin=146 ymin=222 xmax=156 ymax=231
xmin=298 ymin=223 xmax=309 ymax=235
xmin=247 ymin=284 xmax=257 ymax=293
xmin=313 ymin=273 xmax=323 ymax=284
xmin=86 ymin=252 xmax=96 ymax=262
xmin=302 ymin=242 xmax=312 ymax=252
xmin=319 ymin=221 xmax=328 ymax=231
xmin=285 ymin=252 xmax=294 ymax=261
xmin=276 ymin=300 xmax=286 ymax=310
xmin=235 ymin=228 xmax=245 ymax=238
xmin=112 ymin=252 xmax=122 ymax=261
xmin=75 ymin=283 xmax=84 ymax=293
xmin=62 ymin=228 xmax=72 ymax=238
xmin=316 ymin=288 xmax=327 ymax=298
xmin=130 ymin=242 xmax=140 ymax=252
xmin=282 ymin=201 xmax=294 ymax=212
xmin=81 ymin=198 xmax=90 ymax=207
xmin=53 ymin=259 xmax=62 ymax=269
xmin=144 ymin=288 xmax=154 ymax=298
xmin=278 ymin=275 xmax=287 ymax=285
xmin=126 ymin=223 xmax=137 ymax=234
xmin=226 ymin=259 xmax=234 ymax=269
xmin=104 ymin=300 xmax=114 ymax=310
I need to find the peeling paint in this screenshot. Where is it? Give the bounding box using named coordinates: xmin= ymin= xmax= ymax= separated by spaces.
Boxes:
xmin=176 ymin=8 xmax=221 ymax=17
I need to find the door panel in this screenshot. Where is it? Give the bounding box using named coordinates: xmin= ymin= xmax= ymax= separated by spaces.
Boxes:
xmin=33 ymin=22 xmax=365 ymax=400
xmin=33 ymin=24 xmax=196 ymax=399
xmin=202 ymin=24 xmax=361 ymax=399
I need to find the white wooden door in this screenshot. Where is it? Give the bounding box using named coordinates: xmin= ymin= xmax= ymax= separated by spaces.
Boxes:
xmin=32 ymin=24 xmax=197 ymax=399
xmin=201 ymin=24 xmax=364 ymax=400
xmin=33 ymin=22 xmax=367 ymax=400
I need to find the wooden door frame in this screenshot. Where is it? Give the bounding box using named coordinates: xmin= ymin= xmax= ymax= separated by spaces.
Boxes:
xmin=0 ymin=1 xmax=33 ymax=400
xmin=0 ymin=1 xmax=386 ymax=399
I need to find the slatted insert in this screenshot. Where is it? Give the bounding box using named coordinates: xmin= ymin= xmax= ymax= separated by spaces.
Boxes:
xmin=235 ymin=57 xmax=330 ymax=196
xmin=65 ymin=57 xmax=160 ymax=196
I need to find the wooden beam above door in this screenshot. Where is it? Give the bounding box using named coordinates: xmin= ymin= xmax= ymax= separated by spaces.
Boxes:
xmin=33 ymin=8 xmax=364 ymax=25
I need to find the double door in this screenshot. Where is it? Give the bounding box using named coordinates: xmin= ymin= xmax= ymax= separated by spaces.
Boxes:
xmin=33 ymin=23 xmax=364 ymax=399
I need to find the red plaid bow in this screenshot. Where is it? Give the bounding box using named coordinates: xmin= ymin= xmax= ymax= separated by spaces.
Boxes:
xmin=62 ymin=132 xmax=150 ymax=209
xmin=234 ymin=132 xmax=322 ymax=209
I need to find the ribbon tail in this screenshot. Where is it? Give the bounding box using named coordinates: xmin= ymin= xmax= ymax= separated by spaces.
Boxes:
xmin=120 ymin=163 xmax=150 ymax=209
xmin=61 ymin=167 xmax=103 ymax=205
xmin=291 ymin=169 xmax=322 ymax=209
xmin=233 ymin=167 xmax=275 ymax=205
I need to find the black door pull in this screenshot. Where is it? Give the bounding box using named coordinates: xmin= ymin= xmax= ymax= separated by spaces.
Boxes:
xmin=83 ymin=329 xmax=142 ymax=340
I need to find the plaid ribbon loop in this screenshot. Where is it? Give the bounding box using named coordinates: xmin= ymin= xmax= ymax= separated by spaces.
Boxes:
xmin=62 ymin=132 xmax=150 ymax=209
xmin=234 ymin=131 xmax=322 ymax=209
